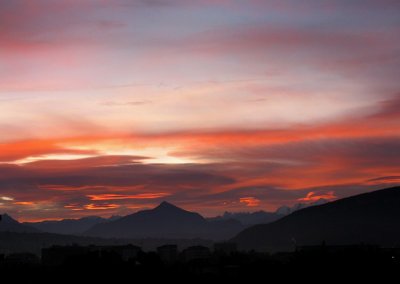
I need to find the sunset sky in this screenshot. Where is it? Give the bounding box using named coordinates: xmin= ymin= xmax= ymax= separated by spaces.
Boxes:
xmin=0 ymin=0 xmax=399 ymax=221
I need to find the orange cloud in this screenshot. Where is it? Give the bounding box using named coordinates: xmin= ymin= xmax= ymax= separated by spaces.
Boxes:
xmin=13 ymin=201 xmax=34 ymax=206
xmin=64 ymin=204 xmax=84 ymax=211
xmin=0 ymin=136 xmax=103 ymax=163
xmin=239 ymin=197 xmax=261 ymax=207
xmin=84 ymin=203 xmax=120 ymax=210
xmin=87 ymin=193 xmax=170 ymax=201
xmin=298 ymin=191 xmax=337 ymax=202
xmin=39 ymin=184 xmax=150 ymax=193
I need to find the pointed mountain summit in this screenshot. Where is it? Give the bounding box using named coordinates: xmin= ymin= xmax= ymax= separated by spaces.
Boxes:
xmin=1 ymin=213 xmax=18 ymax=223
xmin=85 ymin=202 xmax=242 ymax=239
xmin=150 ymin=201 xmax=205 ymax=222
xmin=155 ymin=201 xmax=180 ymax=211
xmin=153 ymin=201 xmax=189 ymax=214
xmin=0 ymin=213 xmax=38 ymax=233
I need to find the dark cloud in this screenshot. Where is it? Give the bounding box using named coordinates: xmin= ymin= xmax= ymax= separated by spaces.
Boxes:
xmin=0 ymin=155 xmax=235 ymax=205
xmin=370 ymin=95 xmax=400 ymax=119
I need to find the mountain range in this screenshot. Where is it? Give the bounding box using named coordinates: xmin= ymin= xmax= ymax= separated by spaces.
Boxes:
xmin=2 ymin=186 xmax=399 ymax=251
xmin=25 ymin=215 xmax=121 ymax=235
xmin=207 ymin=211 xmax=282 ymax=226
xmin=85 ymin=201 xmax=244 ymax=240
xmin=208 ymin=199 xmax=327 ymax=226
xmin=232 ymin=186 xmax=400 ymax=252
xmin=274 ymin=198 xmax=328 ymax=216
xmin=4 ymin=200 xmax=326 ymax=237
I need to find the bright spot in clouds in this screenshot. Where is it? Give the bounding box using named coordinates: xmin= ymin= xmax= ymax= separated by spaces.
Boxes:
xmin=1 ymin=196 xmax=14 ymax=201
xmin=240 ymin=197 xmax=261 ymax=207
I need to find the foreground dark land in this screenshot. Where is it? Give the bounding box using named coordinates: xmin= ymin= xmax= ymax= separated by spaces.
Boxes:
xmin=0 ymin=244 xmax=399 ymax=281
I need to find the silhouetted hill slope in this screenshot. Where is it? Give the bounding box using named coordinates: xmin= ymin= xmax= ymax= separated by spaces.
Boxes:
xmin=233 ymin=186 xmax=400 ymax=252
xmin=0 ymin=214 xmax=38 ymax=233
xmin=85 ymin=201 xmax=243 ymax=239
xmin=25 ymin=216 xmax=118 ymax=235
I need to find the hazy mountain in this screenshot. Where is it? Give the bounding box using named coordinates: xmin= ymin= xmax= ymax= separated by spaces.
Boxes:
xmin=0 ymin=214 xmax=39 ymax=233
xmin=275 ymin=199 xmax=328 ymax=215
xmin=233 ymin=186 xmax=400 ymax=252
xmin=208 ymin=200 xmax=328 ymax=226
xmin=25 ymin=216 xmax=120 ymax=235
xmin=208 ymin=211 xmax=283 ymax=226
xmin=85 ymin=201 xmax=243 ymax=240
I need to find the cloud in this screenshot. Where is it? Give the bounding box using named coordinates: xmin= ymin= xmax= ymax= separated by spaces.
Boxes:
xmin=25 ymin=155 xmax=149 ymax=169
xmin=366 ymin=176 xmax=400 ymax=185
xmin=83 ymin=203 xmax=120 ymax=210
xmin=101 ymin=100 xmax=152 ymax=107
xmin=1 ymin=196 xmax=14 ymax=201
xmin=298 ymin=191 xmax=337 ymax=202
xmin=13 ymin=201 xmax=34 ymax=206
xmin=0 ymin=139 xmax=99 ymax=162
xmin=239 ymin=197 xmax=260 ymax=207
xmin=371 ymin=95 xmax=400 ymax=119
xmin=87 ymin=193 xmax=170 ymax=201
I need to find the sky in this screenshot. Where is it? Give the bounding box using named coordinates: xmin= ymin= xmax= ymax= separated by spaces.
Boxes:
xmin=0 ymin=0 xmax=399 ymax=221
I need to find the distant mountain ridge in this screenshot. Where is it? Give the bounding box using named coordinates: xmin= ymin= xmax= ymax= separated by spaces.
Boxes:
xmin=209 ymin=199 xmax=328 ymax=226
xmin=2 ymin=187 xmax=399 ymax=251
xmin=5 ymin=199 xmax=329 ymax=237
xmin=275 ymin=198 xmax=328 ymax=215
xmin=233 ymin=186 xmax=400 ymax=252
xmin=208 ymin=211 xmax=282 ymax=226
xmin=25 ymin=215 xmax=121 ymax=235
xmin=85 ymin=201 xmax=243 ymax=240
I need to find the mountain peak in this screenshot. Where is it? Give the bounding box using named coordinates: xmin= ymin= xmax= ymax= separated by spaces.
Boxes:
xmin=155 ymin=201 xmax=180 ymax=211
xmin=1 ymin=213 xmax=18 ymax=223
xmin=0 ymin=213 xmax=39 ymax=233
xmin=85 ymin=200 xmax=212 ymax=239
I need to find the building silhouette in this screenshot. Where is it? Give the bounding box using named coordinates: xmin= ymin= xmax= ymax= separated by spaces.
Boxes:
xmin=181 ymin=246 xmax=210 ymax=262
xmin=4 ymin=253 xmax=39 ymax=265
xmin=157 ymin=244 xmax=178 ymax=264
xmin=42 ymin=244 xmax=141 ymax=266
xmin=214 ymin=242 xmax=237 ymax=255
